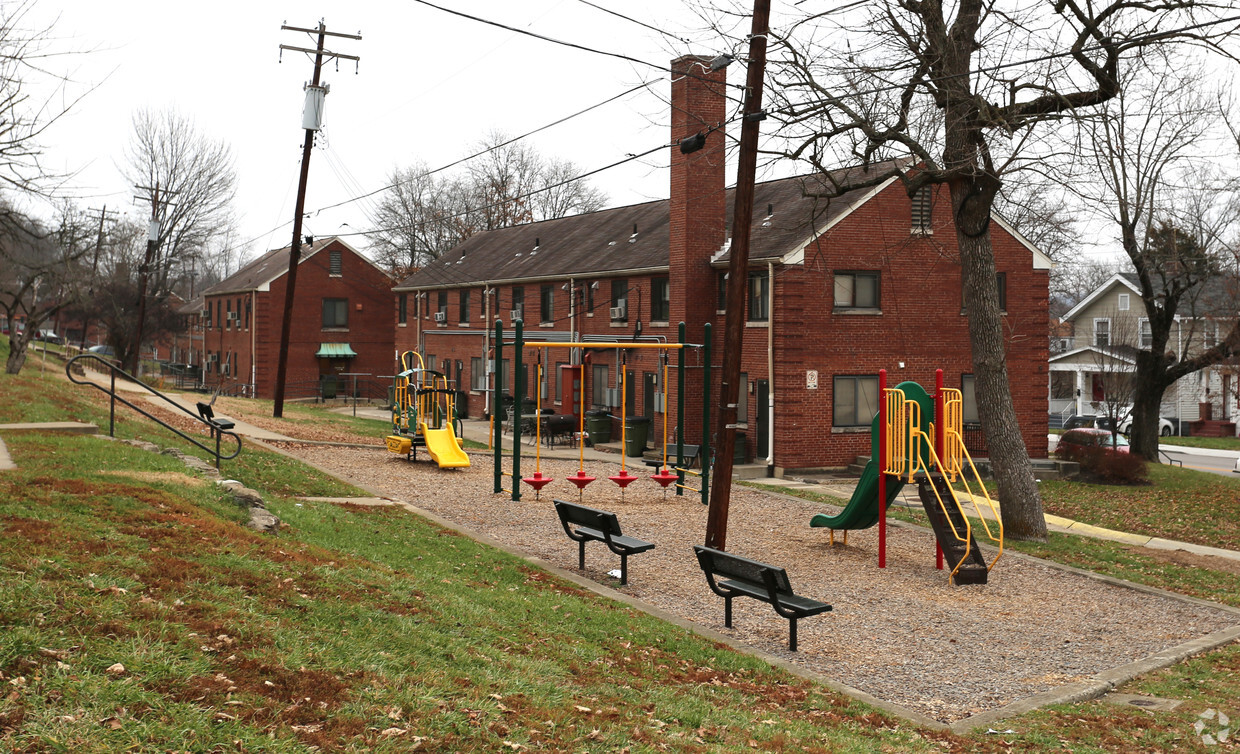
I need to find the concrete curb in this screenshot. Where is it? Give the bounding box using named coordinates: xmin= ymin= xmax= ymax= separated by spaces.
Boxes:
xmin=949 ymin=624 xmax=1240 ymax=734
xmin=0 ymin=437 xmax=14 ymax=471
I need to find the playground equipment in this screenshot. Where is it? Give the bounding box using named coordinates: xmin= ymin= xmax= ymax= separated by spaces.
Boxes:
xmin=810 ymin=369 xmax=1003 ymax=584
xmin=492 ymin=320 xmax=711 ymax=503
xmin=385 ymin=350 xmax=470 ymax=469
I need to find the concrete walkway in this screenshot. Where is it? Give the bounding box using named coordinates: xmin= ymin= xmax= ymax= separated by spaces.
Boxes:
xmin=68 ymin=366 xmax=294 ymax=442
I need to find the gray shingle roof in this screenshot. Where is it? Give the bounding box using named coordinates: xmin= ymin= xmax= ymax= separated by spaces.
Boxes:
xmin=395 ymin=163 xmax=902 ymax=291
xmin=204 ymin=237 xmax=343 ymax=295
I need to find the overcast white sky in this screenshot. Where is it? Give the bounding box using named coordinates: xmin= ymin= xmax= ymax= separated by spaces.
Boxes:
xmin=31 ymin=0 xmax=766 ymax=266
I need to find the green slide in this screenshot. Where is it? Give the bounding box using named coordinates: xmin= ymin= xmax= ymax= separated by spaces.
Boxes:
xmin=810 ymin=381 xmax=933 ymax=531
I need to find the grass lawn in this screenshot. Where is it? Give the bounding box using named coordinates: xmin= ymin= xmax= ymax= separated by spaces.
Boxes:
xmin=3 ymin=345 xmax=1240 ymax=751
xmin=1039 ymin=463 xmax=1240 ymax=551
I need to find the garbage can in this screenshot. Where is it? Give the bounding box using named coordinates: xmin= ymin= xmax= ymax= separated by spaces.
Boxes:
xmin=455 ymin=390 xmax=469 ymax=419
xmin=585 ymin=409 xmax=612 ymax=445
xmin=321 ymin=374 xmax=338 ymax=400
xmin=624 ymin=416 xmax=651 ymax=457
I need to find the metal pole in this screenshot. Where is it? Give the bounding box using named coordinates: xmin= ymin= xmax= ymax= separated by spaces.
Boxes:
xmin=493 ymin=320 xmax=503 ymax=494
xmin=109 ymin=367 xmax=116 ymax=437
xmin=702 ymin=322 xmax=712 ymax=507
xmin=512 ymin=320 xmax=524 ymax=501
xmin=677 ymin=322 xmax=686 ymax=496
xmin=878 ymin=369 xmax=887 ymax=568
xmin=705 ymin=0 xmax=770 ymax=549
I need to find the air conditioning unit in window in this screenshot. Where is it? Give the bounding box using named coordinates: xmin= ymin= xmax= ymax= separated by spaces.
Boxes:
xmin=509 ymin=307 xmax=523 ymax=321
xmin=207 ymin=353 xmax=218 ymax=363
xmin=226 ymin=311 xmax=239 ymax=322
xmin=609 ymin=304 xmax=626 ymax=319
xmin=433 ymin=312 xmax=447 ymax=322
xmin=200 ymin=309 xmax=210 ymax=318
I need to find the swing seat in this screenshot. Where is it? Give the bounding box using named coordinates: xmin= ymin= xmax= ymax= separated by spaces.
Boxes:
xmin=650 ymin=469 xmax=678 ymax=488
xmin=608 ymin=470 xmax=639 ymax=488
xmin=566 ymin=471 xmax=596 ymax=490
xmin=522 ymin=472 xmax=554 ymax=492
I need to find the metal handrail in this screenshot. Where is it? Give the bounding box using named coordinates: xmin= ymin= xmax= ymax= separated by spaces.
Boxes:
xmin=65 ymin=354 xmax=242 ymax=468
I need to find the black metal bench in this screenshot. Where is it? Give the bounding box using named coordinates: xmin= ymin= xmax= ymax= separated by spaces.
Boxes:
xmin=553 ymin=499 xmax=655 ymax=585
xmin=196 ymin=402 xmax=236 ymax=436
xmin=693 ymin=545 xmax=831 ymax=651
xmin=644 ymin=443 xmax=701 ymax=469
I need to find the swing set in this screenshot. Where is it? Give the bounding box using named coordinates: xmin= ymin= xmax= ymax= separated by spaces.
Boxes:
xmin=491 ymin=321 xmax=713 ymax=503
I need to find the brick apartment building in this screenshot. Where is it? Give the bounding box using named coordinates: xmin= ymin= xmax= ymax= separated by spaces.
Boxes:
xmin=202 ymin=237 xmax=395 ymax=399
xmin=392 ymin=57 xmax=1051 ymax=472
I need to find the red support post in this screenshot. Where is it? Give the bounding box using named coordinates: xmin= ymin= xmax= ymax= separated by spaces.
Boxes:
xmin=935 ymin=368 xmax=944 ymax=571
xmin=878 ymin=369 xmax=887 ymax=569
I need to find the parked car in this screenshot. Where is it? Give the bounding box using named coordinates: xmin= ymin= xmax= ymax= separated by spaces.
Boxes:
xmin=36 ymin=329 xmax=62 ymax=345
xmin=86 ymin=344 xmax=116 ymax=357
xmin=1064 ymin=411 xmax=1174 ymax=436
xmin=1056 ymin=428 xmax=1131 ymax=459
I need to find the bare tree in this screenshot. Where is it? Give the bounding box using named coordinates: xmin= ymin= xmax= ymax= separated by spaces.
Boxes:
xmin=367 ymin=163 xmax=474 ymax=277
xmin=368 ymin=133 xmax=608 ymax=276
xmin=743 ymin=0 xmax=1239 ymax=540
xmin=122 ymin=109 xmax=236 ymax=372
xmin=1061 ymin=58 xmax=1240 ymax=460
xmin=0 ymin=204 xmax=93 ymax=373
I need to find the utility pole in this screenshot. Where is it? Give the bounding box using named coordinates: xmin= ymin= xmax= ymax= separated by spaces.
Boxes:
xmin=132 ymin=186 xmax=177 ymax=376
xmin=705 ymin=0 xmax=770 ymax=550
xmin=272 ymin=20 xmax=361 ymax=418
xmin=76 ymin=205 xmax=111 ymax=349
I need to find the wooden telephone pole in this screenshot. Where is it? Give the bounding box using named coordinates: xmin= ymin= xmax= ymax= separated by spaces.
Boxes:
xmin=272 ymin=20 xmax=360 ymax=418
xmin=131 ymin=185 xmax=176 ymax=376
xmin=705 ymin=0 xmax=771 ymax=550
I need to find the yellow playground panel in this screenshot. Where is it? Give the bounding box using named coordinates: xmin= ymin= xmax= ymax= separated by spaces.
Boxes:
xmin=385 ymin=350 xmax=470 ymax=469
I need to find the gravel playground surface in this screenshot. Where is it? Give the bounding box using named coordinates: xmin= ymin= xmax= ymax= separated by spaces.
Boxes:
xmin=272 ymin=444 xmax=1237 ymax=724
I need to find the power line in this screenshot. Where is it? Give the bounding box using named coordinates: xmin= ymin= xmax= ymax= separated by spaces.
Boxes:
xmin=574 ymin=0 xmax=688 ymax=42
xmin=311 ymin=80 xmax=657 ymax=216
xmin=409 ymin=0 xmax=746 ymax=90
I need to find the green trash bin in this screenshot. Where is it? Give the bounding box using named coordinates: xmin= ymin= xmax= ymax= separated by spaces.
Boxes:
xmin=624 ymin=416 xmax=651 ymax=457
xmin=585 ymin=409 xmax=612 ymax=445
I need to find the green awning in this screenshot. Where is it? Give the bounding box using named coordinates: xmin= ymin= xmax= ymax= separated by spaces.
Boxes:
xmin=316 ymin=343 xmax=357 ymax=358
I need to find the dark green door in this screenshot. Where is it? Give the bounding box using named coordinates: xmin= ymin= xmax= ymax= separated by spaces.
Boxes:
xmin=756 ymin=379 xmax=770 ymax=458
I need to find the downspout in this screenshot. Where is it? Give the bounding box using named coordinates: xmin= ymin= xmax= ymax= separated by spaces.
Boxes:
xmin=250 ymin=291 xmax=257 ymax=395
xmin=568 ymin=277 xmax=576 ymax=359
xmin=767 ymin=260 xmax=775 ymax=474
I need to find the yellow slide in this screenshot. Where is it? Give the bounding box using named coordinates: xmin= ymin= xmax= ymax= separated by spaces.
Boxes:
xmin=420 ymin=423 xmax=470 ymax=468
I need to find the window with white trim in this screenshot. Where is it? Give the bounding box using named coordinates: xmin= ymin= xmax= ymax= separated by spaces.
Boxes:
xmin=1118 ymin=293 xmax=1130 ymax=311
xmin=1139 ymin=318 xmax=1152 ymax=348
xmin=1094 ymin=318 xmax=1110 ymax=347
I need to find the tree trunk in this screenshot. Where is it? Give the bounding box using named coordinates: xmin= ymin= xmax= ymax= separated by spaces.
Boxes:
xmin=5 ymin=336 xmax=29 ymax=375
xmin=952 ymin=178 xmax=1047 ymax=541
xmin=1129 ymin=351 xmax=1170 ymax=460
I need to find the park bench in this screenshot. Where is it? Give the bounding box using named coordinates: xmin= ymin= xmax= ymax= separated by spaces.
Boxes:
xmin=693 ymin=545 xmax=831 ymax=651
xmin=644 ymin=443 xmax=701 ymax=470
xmin=196 ymin=402 xmax=236 ymax=437
xmin=553 ymin=499 xmax=655 ymax=586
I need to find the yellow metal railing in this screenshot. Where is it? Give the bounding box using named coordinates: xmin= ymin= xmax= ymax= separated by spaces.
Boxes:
xmin=941 ymin=390 xmax=1004 ymax=572
xmin=883 ymin=388 xmax=909 ymax=476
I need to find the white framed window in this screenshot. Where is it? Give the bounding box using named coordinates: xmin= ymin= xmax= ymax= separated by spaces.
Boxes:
xmin=1139 ymin=318 xmax=1152 ymax=348
xmin=1094 ymin=318 xmax=1110 ymax=347
xmin=1118 ymin=293 xmax=1130 ymax=311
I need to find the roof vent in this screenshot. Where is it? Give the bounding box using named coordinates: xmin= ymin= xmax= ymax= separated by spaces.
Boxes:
xmin=762 ymin=203 xmax=773 ymax=227
xmin=629 ymin=223 xmax=638 ymax=243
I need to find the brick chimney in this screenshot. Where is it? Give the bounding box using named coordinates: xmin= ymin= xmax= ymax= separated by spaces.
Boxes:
xmin=668 ymin=55 xmax=727 ymax=340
